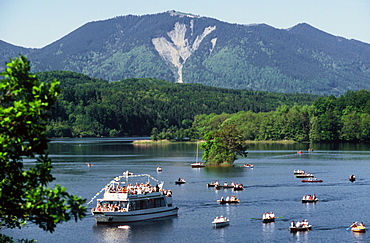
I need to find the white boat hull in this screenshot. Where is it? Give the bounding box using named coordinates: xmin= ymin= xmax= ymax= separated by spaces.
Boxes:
xmin=213 ymin=221 xmax=230 ymax=227
xmin=92 ymin=207 xmax=178 ymax=223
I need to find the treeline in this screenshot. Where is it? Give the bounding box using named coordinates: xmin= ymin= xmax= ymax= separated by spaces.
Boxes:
xmin=187 ymin=90 xmax=370 ymax=142
xmin=37 ymin=71 xmax=318 ymax=138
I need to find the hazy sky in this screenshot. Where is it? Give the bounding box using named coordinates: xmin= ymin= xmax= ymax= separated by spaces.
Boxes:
xmin=1 ymin=0 xmax=370 ymax=48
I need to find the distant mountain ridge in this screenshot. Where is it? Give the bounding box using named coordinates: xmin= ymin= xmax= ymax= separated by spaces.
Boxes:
xmin=1 ymin=10 xmax=370 ymax=95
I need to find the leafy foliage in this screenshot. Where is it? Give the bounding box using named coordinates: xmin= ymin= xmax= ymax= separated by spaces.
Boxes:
xmin=38 ymin=71 xmax=318 ymax=138
xmin=201 ymin=124 xmax=249 ymax=165
xmin=0 ymin=56 xmax=86 ymax=239
xmin=193 ymin=89 xmax=370 ymax=143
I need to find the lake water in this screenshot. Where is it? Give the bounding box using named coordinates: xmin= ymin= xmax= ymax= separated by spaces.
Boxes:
xmin=3 ymin=138 xmax=370 ymax=243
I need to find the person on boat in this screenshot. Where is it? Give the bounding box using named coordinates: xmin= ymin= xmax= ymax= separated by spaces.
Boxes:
xmin=270 ymin=212 xmax=275 ymax=218
xmin=291 ymin=221 xmax=295 ymax=227
xmin=215 ymin=181 xmax=219 ymax=186
xmin=359 ymin=222 xmax=365 ymax=227
xmin=302 ymin=219 xmax=308 ymax=227
xmin=224 ymin=182 xmax=228 ymax=186
xmin=220 ymin=196 xmax=225 ymax=201
xmin=350 ymin=222 xmax=358 ymax=228
xmin=296 ymin=221 xmax=302 ymax=227
xmin=226 ymin=196 xmax=230 ymax=201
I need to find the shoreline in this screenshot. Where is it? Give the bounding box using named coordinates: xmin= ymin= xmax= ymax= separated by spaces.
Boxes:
xmin=133 ymin=139 xmax=298 ymax=144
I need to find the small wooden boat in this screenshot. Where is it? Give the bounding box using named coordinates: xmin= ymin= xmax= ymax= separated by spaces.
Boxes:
xmin=175 ymin=178 xmax=186 ymax=184
xmin=217 ymin=198 xmax=240 ymax=204
xmin=302 ymin=178 xmax=323 ymax=183
xmin=349 ymin=175 xmax=356 ymax=182
xmin=233 ymin=184 xmax=244 ymax=191
xmin=207 ymin=182 xmax=218 ymax=187
xmin=294 ymin=170 xmax=305 ymax=175
xmin=191 ymin=162 xmax=205 ymax=168
xmin=156 ymin=167 xmax=162 ymax=172
xmin=351 ymin=226 xmax=366 ymax=233
xmin=243 ymin=164 xmax=254 ymax=168
xmin=262 ymin=217 xmax=275 ymax=223
xmin=295 ymin=173 xmax=314 ymax=178
xmin=302 ymin=198 xmax=318 ymax=203
xmin=215 ymin=184 xmax=234 ymax=190
xmin=212 ymin=216 xmax=230 ymax=227
xmin=289 ymin=225 xmax=312 ymax=232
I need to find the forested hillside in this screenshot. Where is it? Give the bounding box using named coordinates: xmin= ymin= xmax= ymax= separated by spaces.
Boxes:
xmin=38 ymin=71 xmax=319 ymax=137
xmin=2 ymin=11 xmax=370 ymax=95
xmin=191 ymin=90 xmax=370 ymax=143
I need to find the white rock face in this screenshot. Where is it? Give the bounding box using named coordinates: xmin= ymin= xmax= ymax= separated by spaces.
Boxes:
xmin=152 ymin=22 xmax=216 ymax=83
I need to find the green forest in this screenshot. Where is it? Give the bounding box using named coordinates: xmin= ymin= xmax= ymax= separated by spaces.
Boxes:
xmin=39 ymin=71 xmax=370 ymax=142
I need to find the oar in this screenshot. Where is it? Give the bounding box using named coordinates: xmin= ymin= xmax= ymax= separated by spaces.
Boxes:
xmin=250 ymin=218 xmax=262 ymax=220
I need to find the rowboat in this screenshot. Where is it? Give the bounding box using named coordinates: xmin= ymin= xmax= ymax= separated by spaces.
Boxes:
xmin=302 ymin=178 xmax=323 ymax=183
xmin=212 ymin=216 xmax=230 ymax=227
xmin=156 ymin=167 xmax=162 ymax=172
xmin=217 ymin=196 xmax=240 ymax=204
xmin=294 ymin=170 xmax=305 ymax=175
xmin=175 ymin=178 xmax=186 ymax=184
xmin=349 ymin=175 xmax=356 ymax=182
xmin=302 ymin=198 xmax=318 ymax=203
xmin=351 ymin=226 xmax=366 ymax=232
xmin=295 ymin=173 xmax=314 ymax=178
xmin=289 ymin=225 xmax=312 ymax=232
xmin=243 ymin=164 xmax=254 ymax=168
xmin=263 ymin=217 xmax=275 ymax=223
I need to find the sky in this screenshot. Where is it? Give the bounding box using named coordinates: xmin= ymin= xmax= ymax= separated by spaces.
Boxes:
xmin=1 ymin=0 xmax=370 ymax=48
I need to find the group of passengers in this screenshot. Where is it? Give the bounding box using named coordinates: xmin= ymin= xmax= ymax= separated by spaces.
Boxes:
xmin=262 ymin=212 xmax=275 ymax=219
xmin=294 ymin=169 xmax=305 ymax=174
xmin=220 ymin=195 xmax=238 ymax=202
xmin=291 ymin=219 xmax=309 ymax=228
xmin=107 ymin=182 xmax=161 ymax=195
xmin=94 ymin=202 xmax=127 ymax=212
xmin=350 ymin=222 xmax=365 ymax=228
xmin=302 ymin=194 xmax=317 ymax=200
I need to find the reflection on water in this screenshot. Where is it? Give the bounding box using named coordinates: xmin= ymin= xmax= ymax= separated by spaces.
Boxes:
xmin=290 ymin=231 xmax=309 ymax=243
xmin=92 ymin=224 xmax=131 ymax=243
xmin=92 ymin=216 xmax=176 ymax=243
xmin=262 ymin=222 xmax=275 ymax=242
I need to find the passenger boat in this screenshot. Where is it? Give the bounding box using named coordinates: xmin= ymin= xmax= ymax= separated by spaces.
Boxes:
xmin=212 ymin=216 xmax=230 ymax=227
xmin=295 ymin=173 xmax=314 ymax=178
xmin=91 ymin=173 xmax=178 ymax=223
xmin=243 ymin=164 xmax=254 ymax=168
xmin=289 ymin=225 xmax=312 ymax=232
xmin=175 ymin=178 xmax=186 ymax=184
xmin=351 ymin=226 xmax=366 ymax=233
xmin=302 ymin=178 xmax=323 ymax=183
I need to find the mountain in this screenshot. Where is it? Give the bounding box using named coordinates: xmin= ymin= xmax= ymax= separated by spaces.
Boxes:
xmin=1 ymin=10 xmax=370 ymax=96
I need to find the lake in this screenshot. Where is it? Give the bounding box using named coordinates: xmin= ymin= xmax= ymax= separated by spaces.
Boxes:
xmin=3 ymin=138 xmax=370 ymax=243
